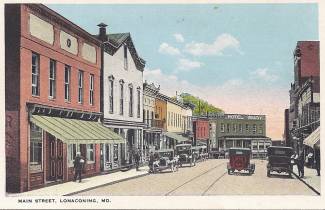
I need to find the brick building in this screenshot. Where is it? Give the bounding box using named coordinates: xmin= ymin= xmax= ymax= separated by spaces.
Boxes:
xmin=5 ymin=4 xmax=123 ymax=193
xmin=287 ymin=41 xmax=320 ymax=153
xmin=192 ymin=117 xmax=210 ymax=148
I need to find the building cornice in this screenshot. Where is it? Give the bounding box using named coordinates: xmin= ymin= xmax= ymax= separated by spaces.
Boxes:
xmin=26 ymin=4 xmax=101 ymax=46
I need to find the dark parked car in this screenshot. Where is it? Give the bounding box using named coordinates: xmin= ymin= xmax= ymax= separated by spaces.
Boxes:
xmin=227 ymin=147 xmax=255 ymax=175
xmin=267 ymin=146 xmax=293 ymax=177
xmin=175 ymin=144 xmax=196 ymax=167
xmin=152 ymin=149 xmax=178 ymax=173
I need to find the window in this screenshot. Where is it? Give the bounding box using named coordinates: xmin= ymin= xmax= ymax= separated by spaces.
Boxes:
xmin=233 ymin=124 xmax=237 ymax=132
xmin=220 ymin=123 xmax=225 ymax=132
xmin=119 ymin=81 xmax=124 ymax=115
xmin=259 ymin=144 xmax=264 ymax=149
xmin=129 ymin=85 xmax=133 ymax=117
xmin=68 ymin=144 xmax=80 ymax=165
xmin=168 ymin=112 xmax=171 ymax=126
xmin=259 ymin=124 xmax=263 ymax=134
xmin=113 ymin=144 xmax=119 ymax=162
xmin=137 ymin=88 xmax=141 ymax=118
xmin=109 ymin=77 xmax=114 ymax=113
xmin=226 ymin=124 xmax=230 ymax=133
xmin=64 ymin=65 xmax=71 ymax=101
xmin=147 ymin=110 xmax=149 ymax=126
xmin=239 ymin=124 xmax=243 ymax=133
xmin=87 ymin=144 xmax=95 ymax=162
xmin=89 ymin=74 xmax=94 ymax=105
xmin=252 ymin=124 xmax=257 ymax=134
xmin=78 ymin=70 xmax=84 ymax=103
xmin=124 ymin=44 xmax=128 ymax=70
xmin=105 ymin=144 xmax=110 ymax=162
xmin=49 ymin=59 xmax=56 ymax=98
xmin=246 ymin=124 xmax=249 ymax=133
xmin=30 ymin=123 xmax=42 ymax=171
xmin=32 ymin=53 xmax=40 ymax=96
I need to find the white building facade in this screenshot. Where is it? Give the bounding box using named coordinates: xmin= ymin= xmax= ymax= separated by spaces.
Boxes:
xmin=97 ymin=24 xmax=146 ymax=171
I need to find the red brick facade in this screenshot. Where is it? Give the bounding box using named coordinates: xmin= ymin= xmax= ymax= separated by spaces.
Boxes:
xmin=5 ymin=4 xmax=102 ymax=192
xmin=193 ymin=118 xmax=210 ymax=145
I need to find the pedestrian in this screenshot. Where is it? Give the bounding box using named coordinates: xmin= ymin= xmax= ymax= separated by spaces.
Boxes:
xmin=314 ymin=148 xmax=320 ymax=176
xmin=149 ymin=151 xmax=154 ymax=173
xmin=73 ymin=152 xmax=84 ymax=182
xmin=307 ymin=152 xmax=314 ymax=168
xmin=134 ymin=149 xmax=140 ymax=171
xmin=297 ymin=152 xmax=305 ymax=178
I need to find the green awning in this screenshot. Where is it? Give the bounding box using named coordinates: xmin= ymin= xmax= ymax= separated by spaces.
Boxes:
xmin=30 ymin=115 xmax=125 ymax=144
xmin=164 ymin=132 xmax=188 ymax=142
xmin=303 ymin=127 xmax=320 ymax=148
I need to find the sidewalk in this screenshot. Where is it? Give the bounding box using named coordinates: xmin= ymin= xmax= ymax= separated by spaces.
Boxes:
xmin=292 ymin=165 xmax=321 ymax=193
xmin=8 ymin=166 xmax=149 ymax=196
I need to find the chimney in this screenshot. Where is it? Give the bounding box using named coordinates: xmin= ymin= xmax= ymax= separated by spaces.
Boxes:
xmin=97 ymin=23 xmax=108 ymax=42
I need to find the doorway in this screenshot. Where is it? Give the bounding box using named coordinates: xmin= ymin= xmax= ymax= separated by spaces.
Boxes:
xmin=46 ymin=133 xmax=63 ymax=182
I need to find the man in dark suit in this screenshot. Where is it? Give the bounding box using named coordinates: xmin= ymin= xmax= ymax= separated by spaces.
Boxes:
xmin=73 ymin=152 xmax=84 ymax=182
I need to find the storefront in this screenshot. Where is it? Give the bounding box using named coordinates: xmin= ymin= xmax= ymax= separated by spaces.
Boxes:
xmin=28 ymin=113 xmax=124 ymax=189
xmin=164 ymin=132 xmax=189 ymax=149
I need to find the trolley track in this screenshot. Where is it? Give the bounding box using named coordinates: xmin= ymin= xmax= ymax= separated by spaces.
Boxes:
xmin=164 ymin=161 xmax=227 ymax=196
xmin=201 ymin=171 xmax=227 ymax=195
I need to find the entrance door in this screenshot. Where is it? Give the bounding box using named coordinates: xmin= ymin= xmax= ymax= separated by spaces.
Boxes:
xmin=46 ymin=134 xmax=63 ymax=181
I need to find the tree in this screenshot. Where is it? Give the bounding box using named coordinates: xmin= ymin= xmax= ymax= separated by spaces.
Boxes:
xmin=179 ymin=93 xmax=223 ymax=115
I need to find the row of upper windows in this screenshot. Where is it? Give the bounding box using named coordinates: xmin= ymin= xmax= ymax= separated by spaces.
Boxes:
xmin=107 ymin=77 xmax=141 ymax=118
xmin=167 ymin=111 xmax=185 ymax=128
xmin=220 ymin=123 xmax=264 ymax=134
xmin=32 ymin=52 xmax=95 ymax=105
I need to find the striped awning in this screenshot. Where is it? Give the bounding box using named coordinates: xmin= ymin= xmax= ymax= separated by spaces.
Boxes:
xmin=30 ymin=115 xmax=124 ymax=144
xmin=303 ymin=127 xmax=320 ymax=148
xmin=164 ymin=132 xmax=188 ymax=142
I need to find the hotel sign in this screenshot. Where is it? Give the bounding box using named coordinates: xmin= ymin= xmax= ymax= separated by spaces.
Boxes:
xmin=225 ymin=114 xmax=264 ymax=120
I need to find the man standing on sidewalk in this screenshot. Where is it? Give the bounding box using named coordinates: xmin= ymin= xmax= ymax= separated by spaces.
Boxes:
xmin=315 ymin=147 xmax=320 ymax=176
xmin=297 ymin=152 xmax=305 ymax=178
xmin=73 ymin=152 xmax=84 ymax=182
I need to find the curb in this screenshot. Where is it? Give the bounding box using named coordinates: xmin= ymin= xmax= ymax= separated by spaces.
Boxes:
xmin=64 ymin=172 xmax=150 ymax=196
xmin=291 ymin=171 xmax=320 ymax=195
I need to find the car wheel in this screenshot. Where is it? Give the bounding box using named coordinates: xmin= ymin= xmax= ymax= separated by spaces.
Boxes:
xmin=288 ymin=171 xmax=292 ymax=178
xmin=267 ymin=169 xmax=270 ymax=177
xmin=228 ymin=169 xmax=231 ymax=175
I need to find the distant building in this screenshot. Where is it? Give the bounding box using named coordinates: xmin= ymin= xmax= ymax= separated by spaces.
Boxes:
xmin=284 ymin=109 xmax=290 ymax=147
xmin=192 ymin=117 xmax=210 ymax=149
xmin=162 ymin=97 xmax=193 ymax=149
xmin=209 ymin=121 xmax=217 ymax=149
xmin=272 ymin=140 xmax=285 ymax=146
xmin=208 ymin=113 xmax=271 ymax=158
xmin=143 ymin=82 xmax=162 ymax=158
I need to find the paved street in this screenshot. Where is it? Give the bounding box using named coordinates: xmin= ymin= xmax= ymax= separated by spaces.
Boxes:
xmin=75 ymin=159 xmax=318 ymax=196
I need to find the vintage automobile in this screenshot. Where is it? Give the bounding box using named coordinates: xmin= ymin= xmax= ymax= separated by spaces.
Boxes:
xmin=266 ymin=146 xmax=293 ymax=177
xmin=152 ymin=149 xmax=178 ymax=173
xmin=175 ymin=144 xmax=196 ymax=167
xmin=227 ymin=147 xmax=255 ymax=175
xmin=193 ymin=145 xmax=208 ymax=161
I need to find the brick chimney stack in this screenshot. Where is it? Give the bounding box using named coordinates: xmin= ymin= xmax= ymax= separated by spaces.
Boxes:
xmin=97 ymin=23 xmax=108 ymax=42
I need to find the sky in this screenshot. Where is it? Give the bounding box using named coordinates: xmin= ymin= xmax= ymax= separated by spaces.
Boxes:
xmin=47 ymin=4 xmax=319 ymax=140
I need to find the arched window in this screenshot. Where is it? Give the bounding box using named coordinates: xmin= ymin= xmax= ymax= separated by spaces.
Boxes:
xmin=108 ymin=75 xmax=115 ymax=114
xmin=119 ymin=80 xmax=124 ymax=115
xmin=137 ymin=87 xmax=141 ymax=118
xmin=128 ymin=84 xmax=133 ymax=117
